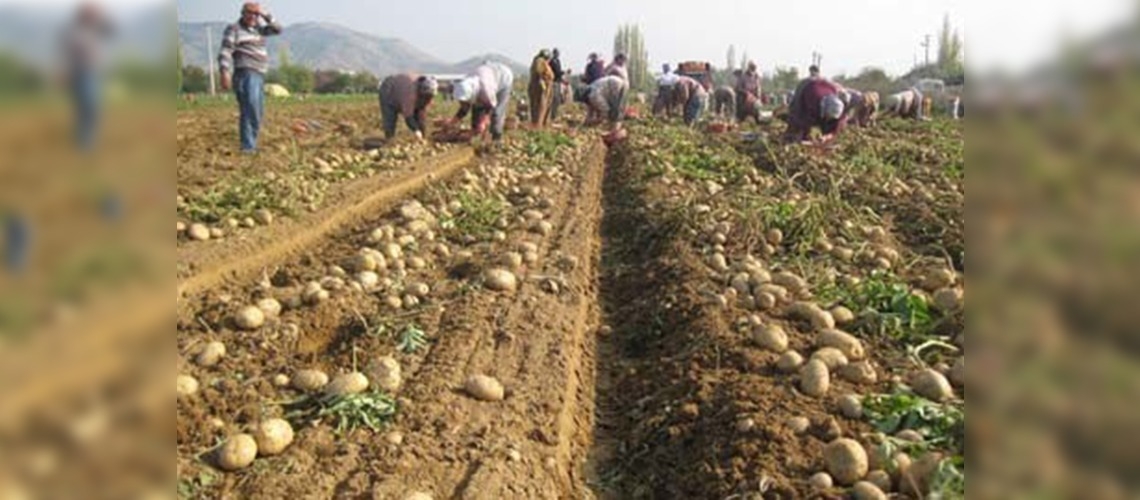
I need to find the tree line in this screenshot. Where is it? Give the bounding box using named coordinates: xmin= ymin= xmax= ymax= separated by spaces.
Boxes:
xmin=180 ymin=48 xmax=380 ymax=95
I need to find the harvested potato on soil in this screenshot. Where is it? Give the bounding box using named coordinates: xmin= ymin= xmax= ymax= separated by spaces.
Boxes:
xmin=257 ymin=298 xmax=283 ymax=318
xmin=932 ymin=287 xmax=964 ymax=311
xmin=817 ymin=329 xmax=865 ymax=360
xmin=799 ymin=359 xmax=830 ymax=397
xmin=811 ymin=347 xmax=849 ymax=370
xmin=177 ymin=375 xmax=199 ymax=397
xmin=829 ymin=305 xmax=855 ymax=325
xmin=195 ymin=341 xmax=226 ymax=367
xmin=254 ymin=418 xmax=295 ymax=456
xmin=325 ymin=372 xmax=370 ymax=397
xmin=751 ymin=324 xmax=789 ymax=353
xmin=808 ymin=472 xmax=833 ymax=489
xmin=484 ymin=268 xmax=519 ymax=292
xmin=464 ymin=375 xmax=505 ymax=402
xmin=372 ymin=356 xmax=403 ymax=392
xmin=950 ymin=357 xmax=964 ymax=386
xmin=292 ymin=369 xmax=330 ymax=392
xmin=217 ymin=434 xmax=258 ymax=471
xmin=838 ymin=394 xmax=863 ymax=419
xmin=911 ymin=369 xmax=954 ymax=402
xmin=866 ymin=470 xmax=892 ymax=492
xmin=233 ymin=305 xmax=266 ymax=330
xmin=777 ymin=351 xmax=804 ymax=373
xmin=823 ymin=438 xmax=869 ymax=485
xmin=838 ymin=361 xmax=878 ymax=385
xmin=852 ymin=481 xmax=887 ymax=500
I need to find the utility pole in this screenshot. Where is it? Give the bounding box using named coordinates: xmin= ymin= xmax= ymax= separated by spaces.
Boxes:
xmin=206 ymin=25 xmax=217 ymax=95
xmin=921 ymin=34 xmax=932 ymax=67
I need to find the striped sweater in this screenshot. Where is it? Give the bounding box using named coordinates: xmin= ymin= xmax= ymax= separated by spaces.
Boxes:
xmin=218 ymin=17 xmax=283 ymax=75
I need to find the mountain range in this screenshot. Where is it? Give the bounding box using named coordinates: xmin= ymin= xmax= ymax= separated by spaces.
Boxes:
xmin=178 ymin=21 xmax=527 ymax=77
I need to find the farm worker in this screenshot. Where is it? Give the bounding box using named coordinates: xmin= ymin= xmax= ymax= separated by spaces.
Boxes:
xmin=653 ymin=63 xmax=680 ymax=117
xmin=605 ymin=53 xmax=629 ymax=82
xmin=378 ymin=74 xmax=438 ymax=140
xmin=548 ymin=48 xmax=567 ymax=121
xmin=734 ymin=61 xmax=762 ymax=122
xmin=580 ymin=75 xmax=629 ymax=133
xmin=451 ymin=61 xmax=514 ymax=141
xmin=713 ymin=85 xmax=736 ymax=119
xmin=528 ymin=49 xmax=555 ymax=127
xmin=883 ymin=87 xmax=924 ymax=119
xmin=785 ymin=77 xmax=848 ymax=142
xmin=673 ymin=75 xmax=709 ymax=126
xmin=62 ymin=2 xmax=113 ymax=152
xmin=218 ymin=2 xmax=283 ymax=152
xmin=838 ymin=87 xmax=878 ymax=127
xmin=583 ymin=53 xmax=605 ymax=84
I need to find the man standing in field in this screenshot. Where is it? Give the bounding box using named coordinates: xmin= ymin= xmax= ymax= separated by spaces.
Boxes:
xmin=583 ymin=53 xmax=605 ymax=85
xmin=62 ymin=2 xmax=113 ymax=152
xmin=547 ymin=48 xmax=566 ymax=122
xmin=378 ymin=74 xmax=438 ymax=140
xmin=217 ymin=2 xmax=283 ymax=153
xmin=528 ymin=49 xmax=555 ymax=127
xmin=653 ymin=63 xmax=680 ymax=117
xmin=451 ymin=61 xmax=514 ymax=141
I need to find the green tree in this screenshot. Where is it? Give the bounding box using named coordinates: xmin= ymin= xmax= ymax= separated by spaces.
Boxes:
xmin=769 ymin=66 xmax=800 ymax=92
xmin=176 ymin=46 xmax=182 ymax=93
xmin=613 ymin=24 xmax=650 ymax=91
xmin=835 ymin=67 xmax=894 ymax=95
xmin=314 ymin=70 xmax=352 ymax=94
xmin=273 ymin=49 xmax=314 ymax=93
xmin=0 ymin=52 xmax=41 ymax=94
xmin=350 ymin=72 xmax=379 ymax=93
xmin=937 ymin=14 xmax=963 ymax=77
xmin=181 ymin=65 xmax=209 ymax=93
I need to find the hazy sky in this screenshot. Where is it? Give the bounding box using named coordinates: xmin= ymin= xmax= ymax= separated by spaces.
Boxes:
xmin=172 ymin=0 xmax=1129 ymax=76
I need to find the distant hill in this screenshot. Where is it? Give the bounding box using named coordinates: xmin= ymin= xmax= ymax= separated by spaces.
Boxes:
xmin=177 ymin=21 xmax=526 ymax=77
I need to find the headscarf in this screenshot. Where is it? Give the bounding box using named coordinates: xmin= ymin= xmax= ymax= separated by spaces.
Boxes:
xmin=417 ymin=76 xmax=438 ymax=95
xmin=821 ymin=94 xmax=845 ymax=119
xmin=453 ymin=77 xmax=479 ymax=103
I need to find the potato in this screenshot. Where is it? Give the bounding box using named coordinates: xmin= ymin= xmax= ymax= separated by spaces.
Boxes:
xmin=383 ymin=243 xmax=403 ymax=260
xmin=786 ymin=416 xmax=810 ymax=434
xmin=501 ymin=252 xmax=524 ymax=269
xmin=932 ymin=288 xmax=963 ymax=312
xmin=838 ymin=394 xmax=864 ymax=419
xmin=356 ymin=271 xmax=381 ymax=290
xmin=772 ymin=272 xmax=807 ymax=292
xmin=852 ymin=481 xmax=887 ymax=500
xmin=484 ymin=268 xmax=519 ymax=292
xmin=730 ymin=273 xmax=752 ymax=295
xmin=372 ymin=356 xmax=402 ymax=392
xmin=866 ymin=470 xmax=892 ymax=492
xmin=788 ymin=302 xmax=833 ymax=330
xmin=811 ymin=347 xmax=849 ymax=370
xmin=464 ymin=375 xmax=505 ymax=401
xmin=404 ymin=492 xmax=433 ymax=500
xmin=217 ymin=434 xmax=258 ymax=471
xmin=776 ymin=351 xmax=804 ymax=373
xmin=831 ymin=247 xmax=854 ymax=262
xmin=895 ymin=429 xmax=924 ymax=443
xmin=838 ymin=361 xmax=878 ymax=385
xmin=531 ymin=221 xmax=553 ymax=236
xmin=823 ymin=438 xmax=869 ymax=485
xmin=195 ymin=341 xmax=226 ymax=367
xmin=325 ymin=372 xmax=369 ymax=397
xmin=817 ymin=329 xmax=865 ymax=360
xmin=350 ymin=252 xmax=378 ymax=272
xmin=407 ymin=282 xmax=430 ymax=298
xmin=800 ymin=359 xmax=830 ymax=397
xmin=176 ymin=375 xmax=199 ymax=397
xmin=911 ymin=369 xmax=954 ymax=402
xmin=830 ymin=306 xmax=855 ymax=325
xmin=291 ymin=369 xmax=329 ymax=392
xmin=752 ymin=324 xmax=789 ymax=353
xmin=809 ymin=472 xmax=833 ymax=489
xmin=754 ymin=292 xmax=777 ymax=310
xmin=253 ymin=418 xmax=294 ymax=456
xmin=923 ymin=268 xmax=956 ymax=291
xmin=708 ymin=253 xmax=729 ymax=272
xmin=765 ymin=228 xmax=784 ymax=245
xmin=187 ymin=223 xmax=211 ymax=241
xmin=950 ymin=357 xmax=964 ymax=387
xmin=233 ymin=305 xmax=266 ymax=331
xmin=755 ymin=284 xmax=789 ymax=303
xmin=257 ymin=298 xmax=282 ymax=318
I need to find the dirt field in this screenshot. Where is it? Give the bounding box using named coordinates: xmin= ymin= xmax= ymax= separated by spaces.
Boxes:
xmin=175 ymin=97 xmax=964 ymax=499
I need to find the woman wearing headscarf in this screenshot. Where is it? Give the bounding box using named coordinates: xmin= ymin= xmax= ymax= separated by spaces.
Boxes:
xmin=672 ymin=75 xmax=709 ymax=126
xmin=785 ymin=76 xmax=848 ymax=142
xmin=528 ymin=49 xmax=555 ymax=127
xmin=451 ymin=62 xmax=515 ymax=141
xmin=378 ymin=73 xmax=438 ymax=140
xmin=579 ymin=75 xmax=628 ymax=134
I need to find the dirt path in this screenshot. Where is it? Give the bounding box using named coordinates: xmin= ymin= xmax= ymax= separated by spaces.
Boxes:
xmin=178 ymin=148 xmax=474 ymax=307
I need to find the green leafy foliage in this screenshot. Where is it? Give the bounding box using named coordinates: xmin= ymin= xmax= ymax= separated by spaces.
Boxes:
xmin=285 ymin=391 xmax=398 ymax=434
xmin=396 ymin=323 xmax=428 ymax=353
xmin=440 ymin=191 xmax=505 ymax=241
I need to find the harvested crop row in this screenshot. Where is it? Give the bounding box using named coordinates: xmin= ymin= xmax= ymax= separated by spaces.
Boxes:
xmin=591 ymin=119 xmax=964 ymax=499
xmin=176 ymin=129 xmax=605 ymax=499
